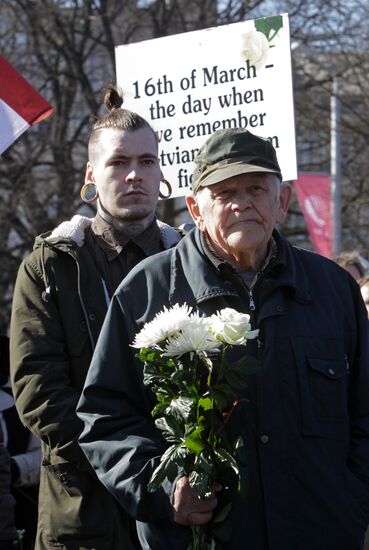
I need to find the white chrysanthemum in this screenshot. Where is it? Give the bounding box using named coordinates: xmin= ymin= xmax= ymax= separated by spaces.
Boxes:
xmin=241 ymin=29 xmax=269 ymax=70
xmin=163 ymin=316 xmax=220 ymax=357
xmin=131 ymin=303 xmax=193 ymax=349
xmin=210 ymin=308 xmax=259 ymax=346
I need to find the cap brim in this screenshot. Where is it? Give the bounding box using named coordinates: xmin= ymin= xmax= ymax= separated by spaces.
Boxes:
xmin=198 ymin=162 xmax=281 ymax=188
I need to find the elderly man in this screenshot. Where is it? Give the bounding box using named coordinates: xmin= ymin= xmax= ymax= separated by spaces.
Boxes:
xmin=77 ymin=128 xmax=369 ymax=550
xmin=10 ymin=85 xmax=180 ymax=550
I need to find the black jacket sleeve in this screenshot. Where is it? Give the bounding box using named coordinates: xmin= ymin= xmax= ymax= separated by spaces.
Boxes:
xmin=77 ymin=294 xmax=175 ymax=523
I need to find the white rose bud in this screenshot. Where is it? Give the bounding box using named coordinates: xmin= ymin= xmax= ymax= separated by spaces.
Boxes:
xmin=210 ymin=308 xmax=259 ymax=346
xmin=241 ymin=29 xmax=269 ymax=70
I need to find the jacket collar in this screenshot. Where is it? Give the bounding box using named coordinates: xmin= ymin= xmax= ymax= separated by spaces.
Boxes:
xmin=35 ymin=215 xmax=180 ymax=250
xmin=169 ymin=228 xmax=313 ymax=306
xmin=169 ymin=228 xmax=239 ymax=306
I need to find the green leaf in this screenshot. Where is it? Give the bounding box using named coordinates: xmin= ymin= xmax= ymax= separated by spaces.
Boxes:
xmin=238 ymin=471 xmax=248 ymax=501
xmin=168 ymin=397 xmax=195 ymax=422
xmin=214 ymin=447 xmax=240 ymax=477
xmin=137 ymin=348 xmax=157 ymax=363
xmin=143 ymin=363 xmax=169 ymax=387
xmin=194 ymin=452 xmax=214 ymax=476
xmin=147 ymin=445 xmax=179 ymax=492
xmin=233 ymin=435 xmax=244 ymax=453
xmin=198 ymin=396 xmax=213 ymax=412
xmin=185 ymin=427 xmax=205 ymax=454
xmin=254 ymin=15 xmax=283 ymax=42
xmin=151 ymin=401 xmax=169 ymax=418
xmin=155 ymin=416 xmax=183 ymax=442
xmin=148 ymin=444 xmax=190 ymax=492
xmin=224 ymin=355 xmax=260 ymax=389
xmin=208 ymin=384 xmax=231 ymax=409
xmin=229 ymin=354 xmax=261 ymax=375
xmin=188 ymin=470 xmax=210 ymax=498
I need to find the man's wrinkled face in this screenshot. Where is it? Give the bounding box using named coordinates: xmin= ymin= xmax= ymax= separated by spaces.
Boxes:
xmin=187 ymin=172 xmax=290 ymax=265
xmin=85 ymin=127 xmax=162 ymax=225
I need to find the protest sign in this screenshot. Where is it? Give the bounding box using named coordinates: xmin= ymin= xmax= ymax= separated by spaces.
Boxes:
xmin=116 ymin=14 xmax=296 ymax=198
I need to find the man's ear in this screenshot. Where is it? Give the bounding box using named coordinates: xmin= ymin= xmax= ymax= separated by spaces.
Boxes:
xmin=185 ymin=194 xmax=204 ymax=231
xmin=276 ymin=183 xmax=292 ymax=225
xmin=85 ymin=161 xmax=94 ymax=185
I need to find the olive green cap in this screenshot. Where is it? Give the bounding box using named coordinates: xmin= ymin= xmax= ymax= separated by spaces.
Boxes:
xmin=192 ymin=128 xmax=282 ymax=194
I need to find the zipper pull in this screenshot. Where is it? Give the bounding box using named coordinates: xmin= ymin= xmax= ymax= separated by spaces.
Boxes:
xmin=249 ymin=291 xmax=256 ymax=311
xmin=344 ymin=354 xmax=350 ymax=371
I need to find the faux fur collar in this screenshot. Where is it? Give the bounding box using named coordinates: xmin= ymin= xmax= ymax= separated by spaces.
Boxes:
xmin=46 ymin=215 xmax=180 ymax=249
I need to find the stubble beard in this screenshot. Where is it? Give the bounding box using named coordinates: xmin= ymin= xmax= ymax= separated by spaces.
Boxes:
xmin=98 ymin=202 xmax=155 ymax=236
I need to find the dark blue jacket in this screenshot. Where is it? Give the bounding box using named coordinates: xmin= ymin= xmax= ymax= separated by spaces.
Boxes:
xmin=78 ymin=228 xmax=369 ymax=550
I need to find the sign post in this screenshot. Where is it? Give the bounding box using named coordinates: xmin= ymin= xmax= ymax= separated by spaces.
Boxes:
xmin=330 ymin=76 xmax=342 ymax=256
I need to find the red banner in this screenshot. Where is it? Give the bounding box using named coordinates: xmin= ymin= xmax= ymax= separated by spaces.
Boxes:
xmin=294 ymin=173 xmax=332 ymax=258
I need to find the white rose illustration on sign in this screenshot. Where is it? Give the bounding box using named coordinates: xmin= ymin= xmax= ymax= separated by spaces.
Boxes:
xmin=241 ymin=15 xmax=283 ymax=71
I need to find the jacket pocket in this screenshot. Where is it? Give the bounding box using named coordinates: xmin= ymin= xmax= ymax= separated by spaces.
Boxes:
xmin=307 ymin=357 xmax=350 ymax=419
xmin=292 ymin=337 xmax=350 ymax=439
xmin=39 ymin=461 xmax=117 ymax=544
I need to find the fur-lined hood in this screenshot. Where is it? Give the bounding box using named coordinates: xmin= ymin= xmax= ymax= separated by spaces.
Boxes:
xmin=34 ymin=214 xmax=181 ymax=250
xmin=34 ymin=215 xmax=181 ymax=305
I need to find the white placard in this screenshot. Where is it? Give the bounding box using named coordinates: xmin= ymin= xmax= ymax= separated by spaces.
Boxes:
xmin=115 ymin=14 xmax=296 ymax=198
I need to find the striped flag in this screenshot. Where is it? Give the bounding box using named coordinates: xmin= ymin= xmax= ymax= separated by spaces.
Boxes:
xmin=0 ymin=54 xmax=53 ymax=154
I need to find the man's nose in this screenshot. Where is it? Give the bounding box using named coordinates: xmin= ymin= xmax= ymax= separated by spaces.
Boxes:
xmin=231 ymin=191 xmax=252 ymax=210
xmin=125 ymin=162 xmax=142 ymax=183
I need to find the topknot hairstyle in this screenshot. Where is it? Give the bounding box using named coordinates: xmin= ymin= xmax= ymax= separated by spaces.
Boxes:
xmin=88 ymin=83 xmax=157 ymax=161
xmin=103 ymin=84 xmax=124 ymax=111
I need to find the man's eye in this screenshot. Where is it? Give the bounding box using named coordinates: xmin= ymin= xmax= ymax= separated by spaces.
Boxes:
xmin=215 ymin=189 xmax=229 ymax=198
xmin=141 ymin=159 xmax=155 ymax=166
xmin=251 ymin=185 xmax=264 ymax=193
xmin=111 ymin=159 xmax=126 ymax=166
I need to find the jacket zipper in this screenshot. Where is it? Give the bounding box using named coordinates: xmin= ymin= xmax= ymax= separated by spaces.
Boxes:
xmin=248 ymin=290 xmax=256 ymax=311
xmin=67 ymin=250 xmax=96 ymax=350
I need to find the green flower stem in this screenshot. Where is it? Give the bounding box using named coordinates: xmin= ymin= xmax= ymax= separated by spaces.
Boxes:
xmin=190 ymin=525 xmax=213 ymax=550
xmin=216 ymin=346 xmax=227 ymax=383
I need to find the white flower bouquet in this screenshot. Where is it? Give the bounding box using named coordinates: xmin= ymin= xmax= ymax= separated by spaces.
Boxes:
xmin=132 ymin=304 xmax=259 ymax=549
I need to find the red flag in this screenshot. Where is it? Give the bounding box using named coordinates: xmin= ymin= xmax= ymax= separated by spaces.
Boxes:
xmin=0 ymin=54 xmax=53 ymax=154
xmin=294 ymin=173 xmax=332 ymax=258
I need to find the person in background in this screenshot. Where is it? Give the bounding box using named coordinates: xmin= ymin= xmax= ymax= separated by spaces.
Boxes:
xmin=334 ymin=250 xmax=367 ymax=281
xmin=77 ymin=128 xmax=369 ymax=550
xmin=10 ymin=84 xmax=180 ymax=550
xmin=0 ymin=335 xmax=39 ymax=549
xmin=359 ymin=276 xmax=369 ymax=320
xmin=0 ymin=442 xmax=17 ymax=549
xmin=0 ymin=362 xmax=18 ymax=550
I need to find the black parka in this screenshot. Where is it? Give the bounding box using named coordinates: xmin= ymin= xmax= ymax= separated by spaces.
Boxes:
xmin=78 ymin=228 xmax=369 ymax=550
xmin=10 ymin=215 xmax=180 ymax=550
